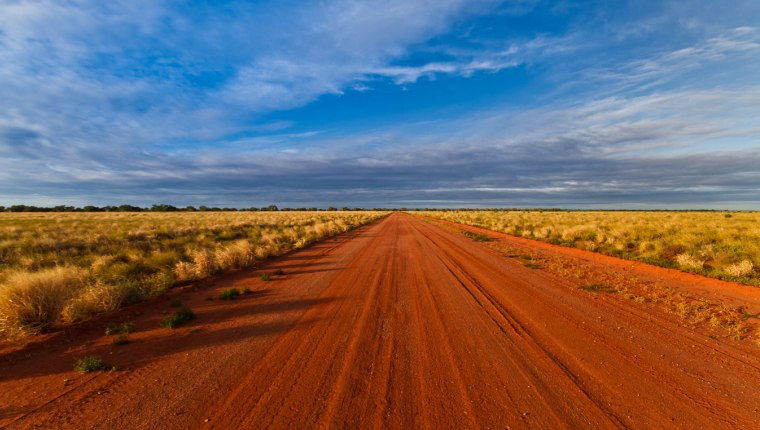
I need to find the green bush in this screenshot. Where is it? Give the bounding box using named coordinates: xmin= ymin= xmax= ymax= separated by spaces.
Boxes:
xmin=160 ymin=307 xmax=195 ymax=328
xmin=74 ymin=356 xmax=111 ymax=373
xmin=219 ymin=288 xmax=240 ymax=300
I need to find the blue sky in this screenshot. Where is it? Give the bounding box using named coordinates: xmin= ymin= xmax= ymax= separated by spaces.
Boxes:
xmin=1 ymin=0 xmax=759 ymax=208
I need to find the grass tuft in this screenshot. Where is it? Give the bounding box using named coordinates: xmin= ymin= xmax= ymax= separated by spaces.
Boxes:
xmin=219 ymin=288 xmax=240 ymax=300
xmin=0 ymin=267 xmax=85 ymax=338
xmin=160 ymin=307 xmax=195 ymax=329
xmin=579 ymin=283 xmax=618 ymax=293
xmin=74 ymin=356 xmax=111 ymax=373
xmin=259 ymin=273 xmax=271 ymax=282
xmin=112 ymin=334 xmax=129 ymax=345
xmin=105 ymin=322 xmax=134 ymax=336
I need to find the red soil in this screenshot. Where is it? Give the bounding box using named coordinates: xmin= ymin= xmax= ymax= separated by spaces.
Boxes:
xmin=1 ymin=213 xmax=759 ymax=429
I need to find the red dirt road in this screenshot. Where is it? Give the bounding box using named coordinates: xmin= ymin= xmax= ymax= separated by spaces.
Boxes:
xmin=2 ymin=213 xmax=760 ymax=429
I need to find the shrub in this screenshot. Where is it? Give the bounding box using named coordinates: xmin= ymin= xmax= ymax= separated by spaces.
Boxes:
xmin=215 ymin=240 xmax=254 ymax=270
xmin=259 ymin=274 xmax=271 ymax=281
xmin=61 ymin=282 xmax=125 ymax=323
xmin=139 ymin=270 xmax=174 ymax=297
xmin=190 ymin=249 xmax=217 ymax=279
xmin=579 ymin=283 xmax=617 ymax=293
xmin=675 ymin=253 xmax=705 ymax=270
xmin=112 ymin=334 xmax=129 ymax=345
xmin=0 ymin=267 xmax=85 ymax=338
xmin=219 ymin=288 xmax=240 ymax=300
xmin=74 ymin=356 xmax=111 ymax=373
xmin=174 ymin=261 xmax=196 ymax=282
xmin=105 ymin=322 xmax=134 ymax=336
xmin=725 ymin=260 xmax=754 ymax=277
xmin=160 ymin=307 xmax=195 ymax=328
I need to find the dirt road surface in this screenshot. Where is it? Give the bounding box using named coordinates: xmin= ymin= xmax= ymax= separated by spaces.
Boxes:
xmin=2 ymin=213 xmax=759 ymax=429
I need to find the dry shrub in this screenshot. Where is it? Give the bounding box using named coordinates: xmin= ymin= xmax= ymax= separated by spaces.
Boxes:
xmin=311 ymin=223 xmax=326 ymax=239
xmin=0 ymin=267 xmax=85 ymax=338
xmin=260 ymin=232 xmax=280 ymax=245
xmin=675 ymin=253 xmax=704 ymax=270
xmin=334 ymin=219 xmax=348 ymax=232
xmin=174 ymin=249 xmax=218 ymax=282
xmin=294 ymin=237 xmax=309 ymax=249
xmin=174 ymin=261 xmax=197 ymax=282
xmin=283 ymin=227 xmax=299 ymax=243
xmin=725 ymin=260 xmax=754 ymax=277
xmin=191 ymin=249 xmax=217 ymax=278
xmin=254 ymin=244 xmax=271 ymax=259
xmin=62 ymin=282 xmax=125 ymax=322
xmin=90 ymin=255 xmax=115 ymax=272
xmin=215 ymin=240 xmax=254 ymax=270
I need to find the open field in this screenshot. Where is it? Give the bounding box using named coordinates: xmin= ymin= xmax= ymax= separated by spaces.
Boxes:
xmin=0 ymin=211 xmax=387 ymax=339
xmin=417 ymin=210 xmax=760 ymax=286
xmin=1 ymin=213 xmax=759 ymax=428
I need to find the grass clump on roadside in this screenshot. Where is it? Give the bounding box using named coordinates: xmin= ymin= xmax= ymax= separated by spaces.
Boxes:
xmin=112 ymin=334 xmax=129 ymax=345
xmin=578 ymin=283 xmax=618 ymax=293
xmin=105 ymin=322 xmax=134 ymax=336
xmin=0 ymin=267 xmax=85 ymax=338
xmin=74 ymin=356 xmax=112 ymax=373
xmin=259 ymin=273 xmax=271 ymax=282
xmin=219 ymin=288 xmax=240 ymax=300
xmin=273 ymin=269 xmax=285 ymax=276
xmin=160 ymin=307 xmax=195 ymax=329
xmin=463 ymin=231 xmax=490 ymax=242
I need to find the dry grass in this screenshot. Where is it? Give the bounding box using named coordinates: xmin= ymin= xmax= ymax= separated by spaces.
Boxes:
xmin=439 ymin=221 xmax=759 ymax=343
xmin=0 ymin=267 xmax=85 ymax=338
xmin=61 ymin=282 xmax=126 ymax=323
xmin=0 ymin=211 xmax=387 ymax=340
xmin=418 ymin=210 xmax=760 ymax=286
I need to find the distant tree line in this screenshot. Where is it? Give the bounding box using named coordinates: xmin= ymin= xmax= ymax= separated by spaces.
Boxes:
xmin=0 ymin=204 xmax=398 ymax=212
xmin=0 ymin=205 xmax=746 ymax=213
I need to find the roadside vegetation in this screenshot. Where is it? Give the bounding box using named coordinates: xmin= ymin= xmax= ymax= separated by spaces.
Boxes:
xmin=74 ymin=356 xmax=113 ymax=373
xmin=418 ymin=211 xmax=760 ymax=287
xmin=0 ymin=211 xmax=386 ymax=340
xmin=453 ymin=225 xmax=759 ymax=342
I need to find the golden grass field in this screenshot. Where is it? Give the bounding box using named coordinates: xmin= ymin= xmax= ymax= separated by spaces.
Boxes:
xmin=418 ymin=211 xmax=760 ymax=286
xmin=0 ymin=211 xmax=387 ymax=339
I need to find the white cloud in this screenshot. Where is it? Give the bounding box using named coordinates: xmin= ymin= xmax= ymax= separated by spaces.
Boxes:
xmin=593 ymin=26 xmax=760 ymax=90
